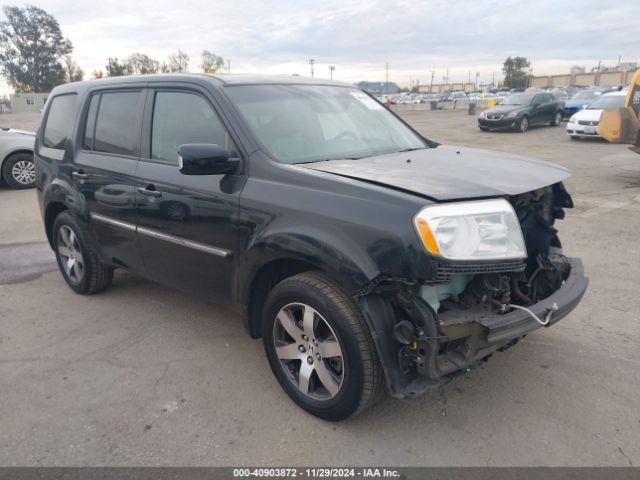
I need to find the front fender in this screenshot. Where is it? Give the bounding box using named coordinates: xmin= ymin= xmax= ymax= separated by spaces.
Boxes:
xmin=238 ymin=223 xmax=381 ymax=307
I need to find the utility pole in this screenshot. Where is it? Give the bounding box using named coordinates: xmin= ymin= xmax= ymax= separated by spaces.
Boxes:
xmin=227 ymin=59 xmax=231 ymax=74
xmin=329 ymin=65 xmax=335 ymax=80
xmin=385 ymin=62 xmax=389 ymax=94
xmin=492 ymin=71 xmax=496 ymax=88
xmin=309 ymin=59 xmax=315 ymax=78
xmin=430 ymin=70 xmax=435 ymax=92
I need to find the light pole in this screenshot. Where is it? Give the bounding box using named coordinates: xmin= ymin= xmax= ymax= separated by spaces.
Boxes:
xmin=227 ymin=59 xmax=231 ymax=74
xmin=385 ymin=62 xmax=389 ymax=94
xmin=329 ymin=65 xmax=335 ymax=80
xmin=309 ymin=59 xmax=315 ymax=78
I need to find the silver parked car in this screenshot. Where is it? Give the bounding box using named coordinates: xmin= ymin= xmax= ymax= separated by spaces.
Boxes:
xmin=0 ymin=127 xmax=36 ymax=189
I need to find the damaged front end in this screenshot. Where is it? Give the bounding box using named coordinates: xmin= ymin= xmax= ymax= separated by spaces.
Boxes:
xmin=357 ymin=182 xmax=588 ymax=398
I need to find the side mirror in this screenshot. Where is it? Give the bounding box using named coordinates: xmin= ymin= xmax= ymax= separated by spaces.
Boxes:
xmin=178 ymin=144 xmax=239 ymax=175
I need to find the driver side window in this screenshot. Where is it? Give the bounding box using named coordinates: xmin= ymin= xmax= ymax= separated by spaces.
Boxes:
xmin=151 ymin=91 xmax=234 ymax=163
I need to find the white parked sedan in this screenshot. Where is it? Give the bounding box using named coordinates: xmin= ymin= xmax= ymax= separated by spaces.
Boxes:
xmin=566 ymin=90 xmax=627 ymax=140
xmin=1 ymin=128 xmax=36 ymax=189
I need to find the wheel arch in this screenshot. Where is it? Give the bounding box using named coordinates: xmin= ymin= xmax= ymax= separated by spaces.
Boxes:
xmin=44 ymin=201 xmax=69 ymax=248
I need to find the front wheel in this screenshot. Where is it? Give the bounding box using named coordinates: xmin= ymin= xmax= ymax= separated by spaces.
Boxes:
xmin=551 ymin=111 xmax=562 ymax=126
xmin=262 ymin=272 xmax=384 ymax=420
xmin=2 ymin=152 xmax=35 ymax=189
xmin=517 ymin=116 xmax=529 ymax=132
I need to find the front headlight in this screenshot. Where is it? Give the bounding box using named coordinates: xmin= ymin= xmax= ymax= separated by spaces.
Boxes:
xmin=505 ymin=111 xmax=519 ymax=118
xmin=413 ymin=199 xmax=527 ymax=261
xmin=569 ymin=114 xmax=579 ymax=123
xmin=479 ymin=111 xmax=486 ymax=118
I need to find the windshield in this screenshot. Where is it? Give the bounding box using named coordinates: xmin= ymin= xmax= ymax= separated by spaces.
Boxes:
xmin=500 ymin=93 xmax=535 ymax=105
xmin=225 ymin=85 xmax=427 ymax=164
xmin=572 ymin=90 xmax=601 ymax=100
xmin=587 ymin=95 xmax=626 ymax=109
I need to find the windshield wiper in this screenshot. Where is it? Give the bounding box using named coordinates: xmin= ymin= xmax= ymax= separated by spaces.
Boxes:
xmin=295 ymin=156 xmax=363 ymax=165
xmin=397 ymin=147 xmax=425 ymax=153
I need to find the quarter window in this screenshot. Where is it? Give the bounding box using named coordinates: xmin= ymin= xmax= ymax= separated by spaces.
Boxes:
xmin=151 ymin=91 xmax=230 ymax=163
xmin=92 ymin=91 xmax=144 ymax=156
xmin=43 ymin=94 xmax=77 ymax=149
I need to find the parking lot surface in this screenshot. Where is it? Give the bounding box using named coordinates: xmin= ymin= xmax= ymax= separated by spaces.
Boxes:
xmin=1 ymin=108 xmax=639 ymax=466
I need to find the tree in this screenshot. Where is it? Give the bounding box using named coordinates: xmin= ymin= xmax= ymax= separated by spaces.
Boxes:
xmin=201 ymin=50 xmax=224 ymax=74
xmin=92 ymin=69 xmax=104 ymax=79
xmin=106 ymin=57 xmax=128 ymax=77
xmin=167 ymin=49 xmax=189 ymax=72
xmin=0 ymin=5 xmax=73 ymax=92
xmin=126 ymin=53 xmax=159 ymax=75
xmin=63 ymin=55 xmax=83 ymax=83
xmin=502 ymin=56 xmax=531 ymax=89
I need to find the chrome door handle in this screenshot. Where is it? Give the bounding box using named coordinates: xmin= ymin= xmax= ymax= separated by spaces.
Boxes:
xmin=137 ymin=186 xmax=162 ymax=198
xmin=72 ymin=171 xmax=89 ymax=180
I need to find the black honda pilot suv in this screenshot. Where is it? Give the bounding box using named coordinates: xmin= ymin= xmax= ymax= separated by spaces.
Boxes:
xmin=35 ymin=74 xmax=588 ymax=420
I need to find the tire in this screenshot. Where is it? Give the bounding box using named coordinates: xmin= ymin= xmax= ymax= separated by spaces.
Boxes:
xmin=517 ymin=116 xmax=529 ymax=132
xmin=551 ymin=111 xmax=562 ymax=126
xmin=52 ymin=211 xmax=114 ymax=294
xmin=262 ymin=271 xmax=384 ymax=420
xmin=2 ymin=152 xmax=35 ymax=189
xmin=570 ymin=136 xmax=580 ymax=141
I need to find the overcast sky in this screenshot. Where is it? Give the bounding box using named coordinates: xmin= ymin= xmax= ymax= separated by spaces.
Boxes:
xmin=1 ymin=0 xmax=638 ymax=93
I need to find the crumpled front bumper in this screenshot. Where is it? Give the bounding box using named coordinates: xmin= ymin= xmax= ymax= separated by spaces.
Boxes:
xmin=481 ymin=257 xmax=588 ymax=344
xmin=415 ymin=257 xmax=588 ymax=383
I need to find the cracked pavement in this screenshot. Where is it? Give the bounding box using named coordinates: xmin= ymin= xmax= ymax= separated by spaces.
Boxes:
xmin=0 ymin=109 xmax=638 ymax=466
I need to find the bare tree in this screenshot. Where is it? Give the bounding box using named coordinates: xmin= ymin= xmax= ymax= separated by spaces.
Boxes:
xmin=201 ymin=50 xmax=224 ymax=74
xmin=63 ymin=55 xmax=83 ymax=83
xmin=167 ymin=49 xmax=189 ymax=72
xmin=126 ymin=53 xmax=160 ymax=75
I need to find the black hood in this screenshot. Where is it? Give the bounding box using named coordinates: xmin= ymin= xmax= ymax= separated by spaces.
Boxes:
xmin=300 ymin=145 xmax=570 ymax=201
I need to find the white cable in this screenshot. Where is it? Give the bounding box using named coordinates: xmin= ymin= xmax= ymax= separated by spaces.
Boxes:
xmin=507 ymin=302 xmax=558 ymax=326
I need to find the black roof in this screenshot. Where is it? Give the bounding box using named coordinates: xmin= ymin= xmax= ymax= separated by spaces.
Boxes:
xmin=50 ymin=73 xmax=352 ymax=95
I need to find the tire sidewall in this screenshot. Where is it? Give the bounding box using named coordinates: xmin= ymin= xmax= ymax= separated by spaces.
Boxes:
xmin=52 ymin=212 xmax=93 ymax=294
xmin=518 ymin=116 xmax=529 ymax=132
xmin=263 ymin=277 xmax=367 ymax=420
xmin=2 ymin=153 xmax=35 ymax=189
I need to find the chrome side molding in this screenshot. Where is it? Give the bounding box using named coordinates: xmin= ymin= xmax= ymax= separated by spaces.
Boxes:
xmin=89 ymin=212 xmax=231 ymax=258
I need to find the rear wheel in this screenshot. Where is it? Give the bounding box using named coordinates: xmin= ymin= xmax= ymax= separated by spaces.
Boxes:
xmin=551 ymin=111 xmax=562 ymax=126
xmin=52 ymin=212 xmax=114 ymax=294
xmin=517 ymin=116 xmax=529 ymax=132
xmin=2 ymin=152 xmax=35 ymax=189
xmin=262 ymin=272 xmax=384 ymax=420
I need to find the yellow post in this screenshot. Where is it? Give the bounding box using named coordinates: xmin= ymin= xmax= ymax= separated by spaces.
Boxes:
xmin=486 ymin=98 xmax=497 ymax=109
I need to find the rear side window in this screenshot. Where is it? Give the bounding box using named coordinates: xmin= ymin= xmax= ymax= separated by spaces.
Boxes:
xmin=84 ymin=91 xmax=144 ymax=156
xmin=43 ymin=94 xmax=77 ymax=149
xmin=151 ymin=91 xmax=229 ymax=163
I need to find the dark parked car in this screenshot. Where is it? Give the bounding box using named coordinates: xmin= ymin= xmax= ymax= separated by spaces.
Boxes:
xmin=36 ymin=75 xmax=587 ymax=420
xmin=478 ymin=92 xmax=565 ymax=132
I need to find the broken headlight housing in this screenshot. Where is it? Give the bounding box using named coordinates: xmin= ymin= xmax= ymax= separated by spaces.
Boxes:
xmin=413 ymin=199 xmax=527 ymax=261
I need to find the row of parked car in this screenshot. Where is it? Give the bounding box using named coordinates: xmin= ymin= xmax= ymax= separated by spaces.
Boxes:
xmin=477 ymin=87 xmax=628 ymax=139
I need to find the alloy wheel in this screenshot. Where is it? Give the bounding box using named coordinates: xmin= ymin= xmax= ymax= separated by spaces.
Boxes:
xmin=57 ymin=225 xmax=84 ymax=284
xmin=11 ymin=160 xmax=35 ymax=185
xmin=272 ymin=302 xmax=344 ymax=400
